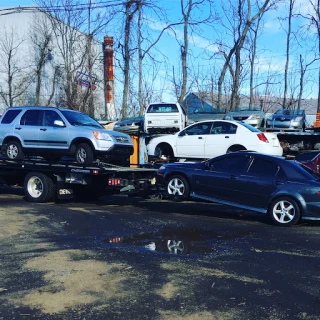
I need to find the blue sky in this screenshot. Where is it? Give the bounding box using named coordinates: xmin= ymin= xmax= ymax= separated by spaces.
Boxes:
xmin=1 ymin=0 xmax=319 ymax=102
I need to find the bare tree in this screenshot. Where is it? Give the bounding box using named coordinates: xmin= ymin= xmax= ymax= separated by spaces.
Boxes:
xmin=29 ymin=13 xmax=54 ymax=106
xmin=300 ymin=0 xmax=320 ymax=112
xmin=173 ymin=0 xmax=213 ymax=105
xmin=216 ymin=0 xmax=277 ymax=110
xmin=0 ymin=27 xmax=32 ymax=108
xmin=281 ymin=0 xmax=296 ymax=109
xmin=248 ymin=13 xmax=263 ymax=109
xmin=36 ymin=0 xmax=115 ymax=116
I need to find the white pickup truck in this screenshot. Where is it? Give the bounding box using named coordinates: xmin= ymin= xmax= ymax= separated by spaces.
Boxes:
xmin=144 ymin=102 xmax=187 ymax=134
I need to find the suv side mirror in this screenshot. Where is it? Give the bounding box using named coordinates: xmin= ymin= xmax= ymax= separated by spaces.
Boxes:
xmin=54 ymin=120 xmax=66 ymax=127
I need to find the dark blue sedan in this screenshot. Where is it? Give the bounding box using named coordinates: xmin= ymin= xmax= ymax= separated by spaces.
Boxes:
xmin=156 ymin=152 xmax=320 ymax=226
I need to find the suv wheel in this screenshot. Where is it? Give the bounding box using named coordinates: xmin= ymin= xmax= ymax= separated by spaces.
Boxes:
xmin=75 ymin=143 xmax=94 ymax=165
xmin=5 ymin=140 xmax=24 ymax=160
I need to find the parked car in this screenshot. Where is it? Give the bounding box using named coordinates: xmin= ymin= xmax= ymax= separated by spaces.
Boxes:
xmin=156 ymin=152 xmax=320 ymax=226
xmin=113 ymin=116 xmax=144 ymax=135
xmin=144 ymin=102 xmax=187 ymax=134
xmin=147 ymin=120 xmax=283 ymax=161
xmin=0 ymin=106 xmax=134 ymax=165
xmin=187 ymin=109 xmax=226 ymax=125
xmin=224 ymin=107 xmax=266 ymax=129
xmin=266 ymin=109 xmax=306 ymax=131
xmin=295 ymin=151 xmax=320 ymax=174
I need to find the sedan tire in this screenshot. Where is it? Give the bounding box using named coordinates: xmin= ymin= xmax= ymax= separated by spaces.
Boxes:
xmin=269 ymin=196 xmax=301 ymax=226
xmin=166 ymin=175 xmax=190 ymax=201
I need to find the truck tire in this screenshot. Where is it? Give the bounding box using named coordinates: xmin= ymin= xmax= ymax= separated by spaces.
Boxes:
xmin=75 ymin=143 xmax=94 ymax=165
xmin=24 ymin=172 xmax=55 ymax=203
xmin=5 ymin=140 xmax=25 ymax=160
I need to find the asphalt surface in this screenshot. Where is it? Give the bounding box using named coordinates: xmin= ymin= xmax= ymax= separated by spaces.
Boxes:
xmin=1 ymin=186 xmax=320 ymax=320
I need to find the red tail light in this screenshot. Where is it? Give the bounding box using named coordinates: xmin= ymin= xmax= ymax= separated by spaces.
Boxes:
xmin=257 ymin=133 xmax=269 ymax=143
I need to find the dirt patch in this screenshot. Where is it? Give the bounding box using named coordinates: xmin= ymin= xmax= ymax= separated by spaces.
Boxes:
xmin=159 ymin=310 xmax=241 ymax=320
xmin=16 ymin=249 xmax=129 ymax=314
xmin=0 ymin=206 xmax=49 ymax=239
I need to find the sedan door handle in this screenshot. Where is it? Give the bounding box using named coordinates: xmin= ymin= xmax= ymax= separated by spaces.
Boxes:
xmin=198 ymin=137 xmax=203 ymax=139
xmin=225 ymin=136 xmax=229 ymax=138
xmin=40 ymin=128 xmax=47 ymax=131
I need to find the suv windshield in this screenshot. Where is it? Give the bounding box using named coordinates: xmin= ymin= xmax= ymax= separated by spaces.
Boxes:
xmin=60 ymin=110 xmax=102 ymax=128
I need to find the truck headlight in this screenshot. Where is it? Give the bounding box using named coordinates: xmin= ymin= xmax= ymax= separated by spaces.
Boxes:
xmin=93 ymin=131 xmax=112 ymax=141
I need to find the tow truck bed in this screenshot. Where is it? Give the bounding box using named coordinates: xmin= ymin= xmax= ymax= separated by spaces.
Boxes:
xmin=0 ymin=158 xmax=157 ymax=203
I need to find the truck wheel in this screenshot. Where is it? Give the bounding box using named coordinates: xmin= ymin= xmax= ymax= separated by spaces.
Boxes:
xmin=75 ymin=143 xmax=94 ymax=165
xmin=24 ymin=172 xmax=55 ymax=203
xmin=5 ymin=140 xmax=24 ymax=160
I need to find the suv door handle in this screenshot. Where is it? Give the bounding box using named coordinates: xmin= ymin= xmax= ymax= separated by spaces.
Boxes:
xmin=40 ymin=128 xmax=47 ymax=131
xmin=15 ymin=127 xmax=22 ymax=130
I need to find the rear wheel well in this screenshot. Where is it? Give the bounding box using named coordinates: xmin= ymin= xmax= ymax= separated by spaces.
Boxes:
xmin=155 ymin=143 xmax=174 ymax=158
xmin=227 ymin=144 xmax=246 ymax=153
xmin=268 ymin=194 xmax=303 ymax=216
xmin=3 ymin=136 xmax=22 ymax=145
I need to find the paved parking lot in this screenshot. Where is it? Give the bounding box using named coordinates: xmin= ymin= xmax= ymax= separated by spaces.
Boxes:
xmin=1 ymin=186 xmax=320 ymax=320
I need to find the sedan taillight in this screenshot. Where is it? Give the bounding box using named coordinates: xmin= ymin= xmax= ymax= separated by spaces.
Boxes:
xmin=257 ymin=133 xmax=269 ymax=143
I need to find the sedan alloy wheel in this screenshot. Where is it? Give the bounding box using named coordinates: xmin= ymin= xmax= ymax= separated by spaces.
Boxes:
xmin=166 ymin=175 xmax=190 ymax=200
xmin=269 ymin=197 xmax=301 ymax=226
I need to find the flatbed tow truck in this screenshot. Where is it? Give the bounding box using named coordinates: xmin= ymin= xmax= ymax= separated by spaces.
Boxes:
xmin=264 ymin=127 xmax=320 ymax=154
xmin=0 ymin=157 xmax=158 ymax=203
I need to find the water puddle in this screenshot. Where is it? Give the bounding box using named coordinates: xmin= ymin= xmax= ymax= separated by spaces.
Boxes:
xmin=104 ymin=228 xmax=255 ymax=255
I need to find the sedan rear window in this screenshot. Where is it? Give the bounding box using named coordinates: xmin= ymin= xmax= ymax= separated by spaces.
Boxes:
xmin=237 ymin=122 xmax=260 ymax=132
xmin=295 ymin=152 xmax=320 ymax=161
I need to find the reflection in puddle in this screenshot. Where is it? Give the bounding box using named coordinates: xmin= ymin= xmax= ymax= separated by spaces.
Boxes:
xmin=105 ymin=228 xmax=255 ymax=255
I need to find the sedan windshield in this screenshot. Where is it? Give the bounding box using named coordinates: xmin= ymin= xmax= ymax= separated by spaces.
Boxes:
xmin=60 ymin=110 xmax=102 ymax=128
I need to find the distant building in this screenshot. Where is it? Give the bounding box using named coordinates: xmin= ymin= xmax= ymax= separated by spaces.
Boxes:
xmin=0 ymin=5 xmax=115 ymax=119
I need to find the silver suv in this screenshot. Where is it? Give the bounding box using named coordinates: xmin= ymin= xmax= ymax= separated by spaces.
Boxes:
xmin=0 ymin=106 xmax=133 ymax=165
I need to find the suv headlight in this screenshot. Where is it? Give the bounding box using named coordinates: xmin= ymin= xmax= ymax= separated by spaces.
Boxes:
xmin=93 ymin=130 xmax=112 ymax=141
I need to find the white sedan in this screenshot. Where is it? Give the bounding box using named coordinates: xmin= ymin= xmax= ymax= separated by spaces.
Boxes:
xmin=146 ymin=120 xmax=283 ymax=160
